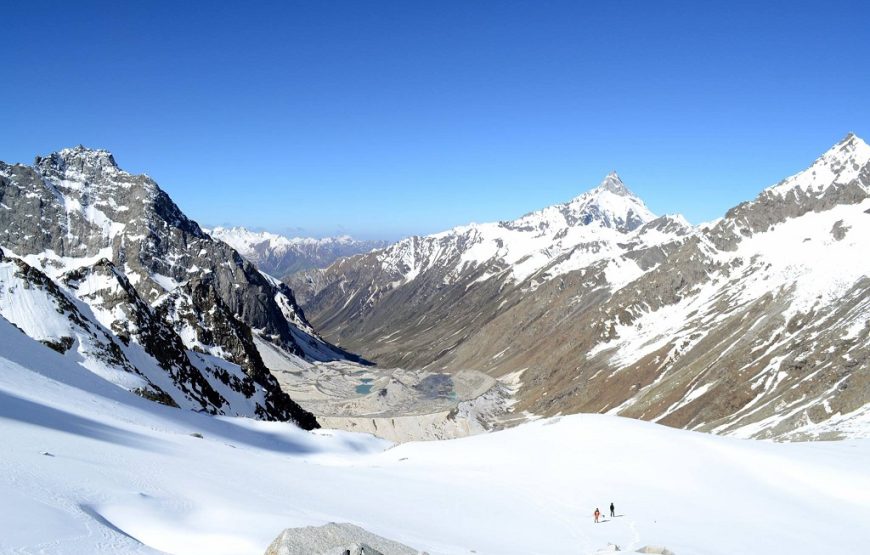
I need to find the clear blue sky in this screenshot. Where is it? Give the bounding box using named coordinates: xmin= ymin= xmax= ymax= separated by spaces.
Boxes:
xmin=1 ymin=1 xmax=868 ymax=240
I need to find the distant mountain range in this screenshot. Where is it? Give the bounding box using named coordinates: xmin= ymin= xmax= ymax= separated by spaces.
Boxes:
xmin=0 ymin=146 xmax=360 ymax=428
xmin=205 ymin=226 xmax=388 ymax=278
xmin=289 ymin=133 xmax=870 ymax=440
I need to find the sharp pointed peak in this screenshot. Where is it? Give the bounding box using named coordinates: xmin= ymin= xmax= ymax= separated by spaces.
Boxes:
xmin=833 ymin=132 xmax=868 ymax=153
xmin=839 ymin=131 xmax=861 ymax=144
xmin=765 ymin=132 xmax=870 ymax=197
xmin=819 ymin=132 xmax=869 ymax=163
xmin=592 ymin=171 xmax=633 ymax=197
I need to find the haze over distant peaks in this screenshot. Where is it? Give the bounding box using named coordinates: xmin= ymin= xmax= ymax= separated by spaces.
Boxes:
xmin=206 ymin=226 xmax=389 ymax=277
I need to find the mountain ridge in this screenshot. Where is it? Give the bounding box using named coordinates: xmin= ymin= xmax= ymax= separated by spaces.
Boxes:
xmin=289 ymin=133 xmax=870 ymax=440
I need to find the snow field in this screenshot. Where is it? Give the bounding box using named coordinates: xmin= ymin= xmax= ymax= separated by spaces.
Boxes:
xmin=1 ymin=316 xmax=868 ymax=555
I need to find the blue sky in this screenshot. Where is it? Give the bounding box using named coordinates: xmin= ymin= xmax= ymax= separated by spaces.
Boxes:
xmin=1 ymin=1 xmax=868 ymax=240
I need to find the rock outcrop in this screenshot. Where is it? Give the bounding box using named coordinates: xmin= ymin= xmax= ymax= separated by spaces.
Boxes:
xmin=264 ymin=522 xmax=425 ymax=555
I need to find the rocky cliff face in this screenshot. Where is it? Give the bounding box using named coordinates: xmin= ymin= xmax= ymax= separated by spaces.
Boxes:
xmin=290 ymin=134 xmax=870 ymax=440
xmin=0 ymin=146 xmax=350 ymax=428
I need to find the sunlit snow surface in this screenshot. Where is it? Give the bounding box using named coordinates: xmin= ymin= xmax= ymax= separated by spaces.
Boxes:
xmin=1 ymin=317 xmax=868 ymax=555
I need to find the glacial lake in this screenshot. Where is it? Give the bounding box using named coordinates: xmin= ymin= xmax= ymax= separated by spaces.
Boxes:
xmin=355 ymin=378 xmax=374 ymax=395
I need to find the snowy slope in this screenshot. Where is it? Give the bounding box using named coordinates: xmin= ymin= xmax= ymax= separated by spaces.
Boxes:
xmin=0 ymin=249 xmax=149 ymax=393
xmin=0 ymin=247 xmax=308 ymax=420
xmin=587 ymin=137 xmax=870 ymax=439
xmin=1 ymin=316 xmax=868 ymax=555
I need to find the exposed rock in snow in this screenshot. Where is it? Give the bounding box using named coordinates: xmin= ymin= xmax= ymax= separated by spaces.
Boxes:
xmin=634 ymin=547 xmax=675 ymax=555
xmin=264 ymin=523 xmax=424 ymax=555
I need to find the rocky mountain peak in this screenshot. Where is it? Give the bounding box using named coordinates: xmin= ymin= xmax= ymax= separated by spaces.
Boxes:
xmin=766 ymin=133 xmax=870 ymax=198
xmin=556 ymin=172 xmax=654 ymax=233
xmin=35 ymin=145 xmax=119 ymax=175
xmin=840 ymin=131 xmax=861 ymax=146
xmin=595 ymin=171 xmax=633 ymax=196
xmin=0 ymin=147 xmax=342 ymax=426
xmin=825 ymin=132 xmax=869 ymax=168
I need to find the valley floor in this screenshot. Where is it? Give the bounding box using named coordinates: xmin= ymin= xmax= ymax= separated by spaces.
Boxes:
xmin=258 ymin=336 xmax=520 ymax=442
xmin=1 ymin=319 xmax=869 ymax=555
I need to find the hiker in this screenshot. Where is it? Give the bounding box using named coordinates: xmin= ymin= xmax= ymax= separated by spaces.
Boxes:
xmin=594 ymin=507 xmax=600 ymax=523
xmin=610 ymin=502 xmax=615 ymax=517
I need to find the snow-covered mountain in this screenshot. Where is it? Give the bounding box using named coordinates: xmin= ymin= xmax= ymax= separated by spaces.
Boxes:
xmin=288 ymin=171 xmax=692 ymax=357
xmin=0 ymin=146 xmax=359 ymax=426
xmin=383 ymin=170 xmax=662 ymax=285
xmin=291 ymin=170 xmax=682 ymax=303
xmin=206 ymin=226 xmax=388 ymax=277
xmin=290 ymin=133 xmax=870 ymax=440
xmin=1 ymin=315 xmax=867 ymax=554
